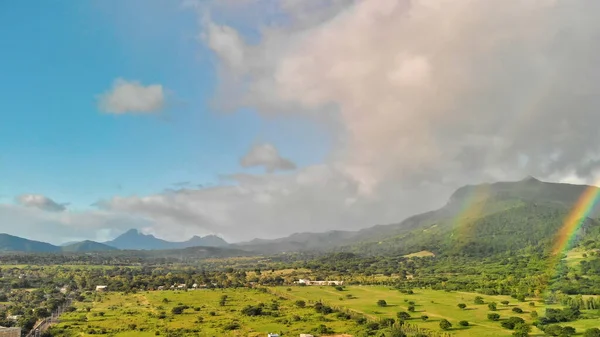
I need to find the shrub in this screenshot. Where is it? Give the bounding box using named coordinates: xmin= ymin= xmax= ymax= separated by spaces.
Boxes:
xmin=171 ymin=306 xmax=185 ymax=315
xmin=421 ymin=315 xmax=429 ymax=321
xmin=295 ymin=300 xmax=306 ymax=308
xmin=488 ymin=302 xmax=497 ymax=311
xmin=501 ymin=300 xmax=509 ymax=305
xmin=501 ymin=317 xmax=525 ymax=330
xmin=474 ymin=296 xmax=485 ymax=304
xmin=366 ymin=322 xmax=380 ymax=331
xmin=241 ymin=305 xmax=263 ymax=316
xmin=335 ymin=286 xmax=344 ymax=291
xmin=381 ymin=318 xmax=395 ymax=327
xmin=223 ymin=322 xmax=240 ymax=331
xmin=512 ymin=307 xmax=523 ymax=313
xmin=397 ymin=311 xmax=411 ymax=320
xmin=459 ymin=320 xmax=469 ymax=326
xmin=457 ymin=303 xmax=467 ymax=309
xmin=487 ymin=313 xmax=500 ymax=321
xmin=439 ymin=319 xmax=452 ymax=330
xmin=377 ymin=300 xmax=387 ymax=307
xmin=408 ymin=305 xmax=415 ymax=312
xmin=529 ymin=301 xmax=535 ymax=307
xmin=584 ymin=328 xmax=600 ymax=337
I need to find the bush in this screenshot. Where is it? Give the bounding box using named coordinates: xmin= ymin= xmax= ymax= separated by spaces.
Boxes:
xmin=487 ymin=313 xmax=500 ymax=321
xmin=457 ymin=303 xmax=467 ymax=309
xmin=366 ymin=322 xmax=380 ymax=331
xmin=335 ymin=286 xmax=344 ymax=291
xmin=488 ymin=302 xmax=497 ymax=311
xmin=512 ymin=307 xmax=523 ymax=313
xmin=171 ymin=306 xmax=185 ymax=315
xmin=439 ymin=319 xmax=452 ymax=330
xmin=421 ymin=315 xmax=429 ymax=321
xmin=377 ymin=300 xmax=387 ymax=307
xmin=223 ymin=322 xmax=240 ymax=330
xmin=501 ymin=300 xmax=509 ymax=305
xmin=501 ymin=317 xmax=525 ymax=330
xmin=529 ymin=301 xmax=535 ymax=307
xmin=295 ymin=300 xmax=306 ymax=308
xmin=474 ymin=296 xmax=485 ymax=304
xmin=241 ymin=305 xmax=263 ymax=316
xmin=397 ymin=311 xmax=411 ymax=320
xmin=584 ymin=328 xmax=600 ymax=337
xmin=458 ymin=320 xmax=469 ymax=326
xmin=408 ymin=305 xmax=415 ymax=312
xmin=381 ymin=318 xmax=395 ymax=327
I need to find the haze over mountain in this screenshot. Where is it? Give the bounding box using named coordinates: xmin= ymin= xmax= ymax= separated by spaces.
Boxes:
xmin=0 ymin=177 xmax=599 ymax=256
xmin=236 ymin=177 xmax=600 ymax=256
xmin=103 ymin=229 xmax=229 ymax=250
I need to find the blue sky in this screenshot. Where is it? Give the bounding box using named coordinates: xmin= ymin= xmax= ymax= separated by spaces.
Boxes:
xmin=0 ymin=0 xmax=329 ymax=210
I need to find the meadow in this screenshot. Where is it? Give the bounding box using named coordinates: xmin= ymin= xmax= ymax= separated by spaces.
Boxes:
xmin=51 ymin=286 xmax=600 ymax=337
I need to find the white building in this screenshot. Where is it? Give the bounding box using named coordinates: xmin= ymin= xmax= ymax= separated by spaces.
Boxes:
xmin=95 ymin=285 xmax=107 ymax=291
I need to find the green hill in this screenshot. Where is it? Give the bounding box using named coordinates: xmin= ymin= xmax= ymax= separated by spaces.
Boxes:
xmin=239 ymin=177 xmax=600 ymax=256
xmin=61 ymin=240 xmax=117 ymax=252
xmin=0 ymin=234 xmax=60 ymax=252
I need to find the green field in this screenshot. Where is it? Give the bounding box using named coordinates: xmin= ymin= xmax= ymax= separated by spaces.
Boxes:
xmin=277 ymin=286 xmax=600 ymax=336
xmin=53 ymin=286 xmax=600 ymax=337
xmin=55 ymin=288 xmax=365 ymax=337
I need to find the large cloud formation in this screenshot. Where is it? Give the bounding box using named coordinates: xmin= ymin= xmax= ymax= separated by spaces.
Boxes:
xmin=206 ymin=0 xmax=600 ymax=191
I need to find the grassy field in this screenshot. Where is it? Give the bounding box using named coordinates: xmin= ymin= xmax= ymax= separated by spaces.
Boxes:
xmin=276 ymin=286 xmax=600 ymax=337
xmin=55 ymin=288 xmax=364 ymax=337
xmin=53 ymin=286 xmax=600 ymax=337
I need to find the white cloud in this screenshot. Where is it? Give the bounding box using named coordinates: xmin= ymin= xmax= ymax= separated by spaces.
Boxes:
xmin=240 ymin=143 xmax=296 ymax=172
xmin=95 ymin=165 xmax=450 ymax=242
xmin=0 ymin=204 xmax=150 ymax=245
xmin=98 ymin=78 xmax=165 ymax=114
xmin=16 ymin=194 xmax=66 ymax=212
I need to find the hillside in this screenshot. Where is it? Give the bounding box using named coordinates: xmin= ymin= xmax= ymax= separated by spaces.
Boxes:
xmin=61 ymin=240 xmax=117 ymax=252
xmin=0 ymin=234 xmax=60 ymax=253
xmin=237 ymin=177 xmax=600 ymax=256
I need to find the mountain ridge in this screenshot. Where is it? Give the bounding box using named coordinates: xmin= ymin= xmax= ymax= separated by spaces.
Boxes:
xmin=102 ymin=229 xmax=229 ymax=250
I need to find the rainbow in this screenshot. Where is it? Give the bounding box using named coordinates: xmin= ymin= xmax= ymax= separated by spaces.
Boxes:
xmin=551 ymin=183 xmax=600 ymax=256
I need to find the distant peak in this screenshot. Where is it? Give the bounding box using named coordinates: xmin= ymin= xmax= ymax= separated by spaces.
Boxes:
xmin=520 ymin=175 xmax=540 ymax=183
xmin=123 ymin=229 xmax=140 ymax=235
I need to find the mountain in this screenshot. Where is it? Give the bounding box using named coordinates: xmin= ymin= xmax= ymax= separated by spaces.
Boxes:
xmin=103 ymin=229 xmax=229 ymax=250
xmin=61 ymin=240 xmax=117 ymax=252
xmin=0 ymin=234 xmax=60 ymax=253
xmin=0 ymin=235 xmax=117 ymax=253
xmin=236 ymin=177 xmax=600 ymax=256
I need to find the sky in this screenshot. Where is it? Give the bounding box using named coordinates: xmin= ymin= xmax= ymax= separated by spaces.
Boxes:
xmin=2 ymin=0 xmax=600 ymax=244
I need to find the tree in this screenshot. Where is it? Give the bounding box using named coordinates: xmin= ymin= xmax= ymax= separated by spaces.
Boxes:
xmin=584 ymin=328 xmax=600 ymax=337
xmin=487 ymin=313 xmax=500 ymax=321
xmin=459 ymin=320 xmax=469 ymax=326
xmin=439 ymin=319 xmax=452 ymax=330
xmin=35 ymin=307 xmax=50 ymax=319
xmin=421 ymin=315 xmax=429 ymax=321
xmin=219 ymin=295 xmax=227 ymax=306
xmin=295 ymin=300 xmax=306 ymax=308
xmin=377 ymin=300 xmax=387 ymax=307
xmin=397 ymin=311 xmax=411 ymax=320
xmin=530 ymin=310 xmax=538 ymax=319
xmin=512 ymin=323 xmax=531 ymax=337
xmin=474 ymin=296 xmax=485 ymax=304
xmin=488 ymin=302 xmax=497 ymax=311
xmin=512 ymin=307 xmax=523 ymax=313
xmin=381 ymin=318 xmax=395 ymax=327
xmin=501 ymin=300 xmax=510 ymax=305
xmin=457 ymin=303 xmax=467 ymax=309
xmin=408 ymin=305 xmax=415 ymax=312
